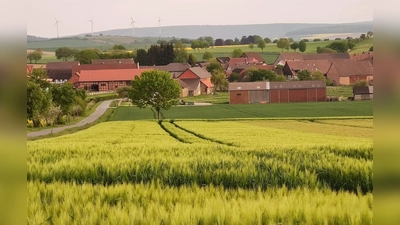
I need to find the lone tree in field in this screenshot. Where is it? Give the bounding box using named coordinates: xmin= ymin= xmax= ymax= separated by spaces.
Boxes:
xmin=277 ymin=38 xmax=290 ymax=52
xmin=299 ymin=40 xmax=307 ymax=53
xmin=290 ymin=42 xmax=299 ymax=52
xmin=130 ymin=70 xmax=181 ymax=119
xmin=248 ymin=43 xmax=254 ymax=50
xmin=257 ymin=39 xmax=266 ymax=52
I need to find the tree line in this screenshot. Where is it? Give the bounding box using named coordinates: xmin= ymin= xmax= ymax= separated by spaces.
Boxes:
xmin=53 ymin=43 xmax=199 ymax=66
xmin=27 ymin=69 xmax=87 ymax=127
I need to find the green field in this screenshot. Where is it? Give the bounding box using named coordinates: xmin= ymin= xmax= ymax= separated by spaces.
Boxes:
xmin=182 ymin=86 xmax=354 ymax=104
xmin=110 ymin=100 xmax=372 ymax=121
xmin=28 ymin=118 xmax=373 ymax=224
xmin=349 ymin=38 xmax=373 ymax=54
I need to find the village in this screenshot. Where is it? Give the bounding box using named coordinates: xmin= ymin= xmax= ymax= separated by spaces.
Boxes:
xmin=27 ymin=48 xmax=373 ymax=104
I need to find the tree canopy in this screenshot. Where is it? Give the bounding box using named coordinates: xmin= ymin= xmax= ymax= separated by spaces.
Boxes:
xmin=264 ymin=37 xmax=272 ymax=44
xmin=290 ymin=42 xmax=299 ymax=52
xmin=27 ymin=51 xmax=42 ymax=64
xmin=325 ymin=41 xmax=349 ymax=53
xmin=298 ymin=40 xmax=307 ymax=53
xmin=316 ymin=47 xmax=337 ymax=53
xmin=74 ymin=49 xmax=100 ymax=64
xmin=206 ymin=59 xmax=224 ymax=74
xmin=130 ymin=70 xmax=181 ymax=119
xmin=173 ymin=41 xmax=188 ymax=63
xmin=242 ymin=68 xmax=280 ymax=82
xmin=55 ymin=47 xmax=76 ymax=61
xmin=232 ymin=49 xmax=243 ymax=58
xmin=187 ymin=54 xmax=197 ymax=66
xmin=257 ymin=39 xmax=266 ymax=52
xmin=248 ymin=43 xmax=254 ymax=50
xmin=211 ymin=70 xmax=228 ymax=93
xmin=277 ymin=38 xmax=290 ymax=52
xmin=202 ymin=51 xmax=213 ymax=61
xmin=112 ymin=44 xmax=126 ymax=50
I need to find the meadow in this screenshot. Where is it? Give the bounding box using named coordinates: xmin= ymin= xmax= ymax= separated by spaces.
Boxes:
xmin=28 ymin=118 xmax=373 ymax=224
xmin=110 ymin=100 xmax=373 ymax=121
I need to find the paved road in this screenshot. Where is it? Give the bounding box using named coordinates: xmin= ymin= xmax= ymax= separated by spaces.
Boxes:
xmin=27 ymin=100 xmax=113 ymax=139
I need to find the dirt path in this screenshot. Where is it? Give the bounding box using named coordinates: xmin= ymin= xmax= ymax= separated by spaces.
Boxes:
xmin=27 ymin=100 xmax=113 ymax=139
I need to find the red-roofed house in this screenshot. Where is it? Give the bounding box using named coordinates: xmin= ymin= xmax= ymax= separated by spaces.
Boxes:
xmin=27 ymin=65 xmax=34 ymax=74
xmin=283 ymin=60 xmax=333 ymax=79
xmin=283 ymin=59 xmax=373 ymax=85
xmin=72 ymin=68 xmax=152 ymax=91
xmin=241 ymin=52 xmax=266 ymax=63
xmin=327 ymin=60 xmax=373 ymax=85
xmin=175 ymin=79 xmax=190 ymax=97
xmin=69 ymin=63 xmax=138 ymax=84
xmin=177 ymin=67 xmax=214 ymax=96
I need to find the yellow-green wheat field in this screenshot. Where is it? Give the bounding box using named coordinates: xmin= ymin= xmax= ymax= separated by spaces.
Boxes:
xmin=28 ymin=119 xmax=373 ymax=225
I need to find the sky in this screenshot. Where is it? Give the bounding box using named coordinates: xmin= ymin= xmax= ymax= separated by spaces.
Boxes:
xmin=26 ymin=0 xmax=373 ymax=38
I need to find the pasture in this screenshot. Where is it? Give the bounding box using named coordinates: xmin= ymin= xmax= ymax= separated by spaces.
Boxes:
xmin=28 ymin=118 xmax=373 ymax=224
xmin=110 ymin=100 xmax=373 ymax=121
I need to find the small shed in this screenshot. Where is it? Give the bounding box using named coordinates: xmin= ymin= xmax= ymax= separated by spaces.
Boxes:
xmin=353 ymin=86 xmax=373 ymax=100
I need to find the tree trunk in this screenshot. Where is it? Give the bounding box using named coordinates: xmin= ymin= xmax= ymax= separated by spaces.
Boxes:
xmin=157 ymin=109 xmax=160 ymax=120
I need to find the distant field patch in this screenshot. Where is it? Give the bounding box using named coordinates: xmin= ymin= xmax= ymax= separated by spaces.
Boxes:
xmin=110 ymin=100 xmax=373 ymax=121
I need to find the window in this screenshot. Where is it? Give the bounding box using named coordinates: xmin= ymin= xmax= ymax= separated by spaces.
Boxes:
xmin=189 ymin=91 xmax=194 ymax=96
xmin=101 ymin=84 xmax=106 ymax=86
xmin=237 ymin=93 xmax=241 ymax=96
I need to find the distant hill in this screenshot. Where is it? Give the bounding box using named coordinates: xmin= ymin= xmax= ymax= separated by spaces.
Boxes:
xmin=27 ymin=21 xmax=373 ymax=52
xmin=27 ymin=35 xmax=49 ymax=41
xmin=285 ymin=21 xmax=373 ymax=37
xmin=70 ymin=21 xmax=372 ymax=40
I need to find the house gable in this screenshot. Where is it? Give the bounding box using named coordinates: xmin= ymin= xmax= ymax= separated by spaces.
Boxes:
xmin=178 ymin=69 xmax=199 ymax=79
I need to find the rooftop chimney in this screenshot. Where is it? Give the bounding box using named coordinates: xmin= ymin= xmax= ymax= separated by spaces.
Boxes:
xmin=137 ymin=62 xmax=140 ymax=69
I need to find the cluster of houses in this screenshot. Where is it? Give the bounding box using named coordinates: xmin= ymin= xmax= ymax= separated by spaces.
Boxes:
xmin=27 ymin=50 xmax=373 ymax=103
xmin=275 ymin=51 xmax=373 ymax=85
xmin=27 ymin=59 xmax=214 ymax=98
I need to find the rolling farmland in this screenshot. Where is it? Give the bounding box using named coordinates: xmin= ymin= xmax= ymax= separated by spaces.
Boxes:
xmin=28 ymin=118 xmax=373 ymax=224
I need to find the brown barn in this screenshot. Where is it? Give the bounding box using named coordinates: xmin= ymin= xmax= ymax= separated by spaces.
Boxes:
xmin=229 ymin=81 xmax=326 ymax=104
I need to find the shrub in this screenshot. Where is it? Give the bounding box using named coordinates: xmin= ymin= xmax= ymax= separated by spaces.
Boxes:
xmin=353 ymin=80 xmax=369 ymax=88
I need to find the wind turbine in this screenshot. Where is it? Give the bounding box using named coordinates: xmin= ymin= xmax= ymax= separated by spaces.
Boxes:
xmin=157 ymin=17 xmax=162 ymax=38
xmin=130 ymin=17 xmax=136 ymax=37
xmin=87 ymin=17 xmax=94 ymax=37
xmin=54 ymin=18 xmax=60 ymax=38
